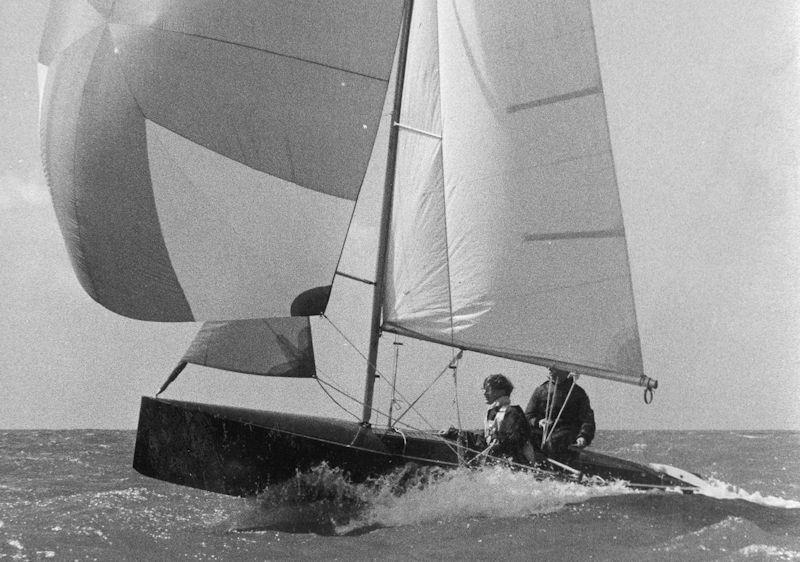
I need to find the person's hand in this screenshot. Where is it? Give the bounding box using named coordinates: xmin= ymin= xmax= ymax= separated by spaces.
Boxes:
xmin=439 ymin=426 xmax=459 ymax=440
xmin=574 ymin=437 xmax=587 ymax=448
xmin=538 ymin=419 xmax=551 ymax=429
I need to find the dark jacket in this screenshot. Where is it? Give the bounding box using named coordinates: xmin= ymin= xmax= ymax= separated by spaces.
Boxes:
xmin=524 ymin=379 xmax=595 ymax=451
xmin=485 ymin=403 xmax=532 ymax=464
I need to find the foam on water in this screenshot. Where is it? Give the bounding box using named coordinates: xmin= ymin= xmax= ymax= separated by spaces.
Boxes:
xmin=229 ymin=463 xmax=632 ymax=535
xmin=696 ymin=477 xmax=800 ymax=509
xmin=345 ymin=465 xmax=630 ymax=532
xmin=738 ymin=544 xmax=800 ymax=560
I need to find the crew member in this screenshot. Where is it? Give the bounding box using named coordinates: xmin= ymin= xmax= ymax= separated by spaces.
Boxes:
xmin=525 ymin=367 xmax=595 ymax=454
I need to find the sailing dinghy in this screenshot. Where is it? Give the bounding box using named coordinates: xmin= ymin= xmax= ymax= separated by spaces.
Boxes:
xmin=38 ymin=0 xmax=703 ymax=496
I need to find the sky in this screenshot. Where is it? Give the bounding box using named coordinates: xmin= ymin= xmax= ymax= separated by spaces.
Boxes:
xmin=1 ymin=1 xmax=798 ymax=431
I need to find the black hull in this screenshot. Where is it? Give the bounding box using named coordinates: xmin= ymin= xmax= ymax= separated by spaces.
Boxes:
xmin=133 ymin=396 xmax=695 ymax=497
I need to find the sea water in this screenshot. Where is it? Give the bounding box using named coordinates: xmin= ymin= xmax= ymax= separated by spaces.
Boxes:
xmin=1 ymin=430 xmax=798 ymax=561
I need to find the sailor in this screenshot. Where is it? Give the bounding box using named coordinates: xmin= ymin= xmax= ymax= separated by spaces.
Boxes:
xmin=479 ymin=374 xmax=537 ymax=465
xmin=525 ymin=367 xmax=595 ymax=455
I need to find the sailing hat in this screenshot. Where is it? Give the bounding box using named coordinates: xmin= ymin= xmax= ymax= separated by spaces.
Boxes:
xmin=548 ymin=366 xmax=570 ymax=377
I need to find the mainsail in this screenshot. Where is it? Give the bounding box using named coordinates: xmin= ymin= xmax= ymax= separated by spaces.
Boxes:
xmin=384 ymin=1 xmax=648 ymax=386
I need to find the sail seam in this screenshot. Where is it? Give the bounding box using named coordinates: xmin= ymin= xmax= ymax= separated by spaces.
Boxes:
xmin=107 ymin=22 xmax=393 ymax=83
xmin=520 ymin=273 xmax=633 ymax=296
xmin=79 ymin=27 xmax=192 ymax=319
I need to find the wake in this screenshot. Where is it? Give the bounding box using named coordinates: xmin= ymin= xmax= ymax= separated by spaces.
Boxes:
xmin=225 ymin=461 xmax=799 ymax=536
xmin=227 ymin=462 xmax=631 ymax=535
xmin=693 ymin=477 xmax=800 ymax=509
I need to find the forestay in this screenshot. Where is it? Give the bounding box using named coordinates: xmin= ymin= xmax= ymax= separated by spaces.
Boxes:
xmin=38 ymin=0 xmax=404 ymax=322
xmin=384 ymin=0 xmax=646 ymax=385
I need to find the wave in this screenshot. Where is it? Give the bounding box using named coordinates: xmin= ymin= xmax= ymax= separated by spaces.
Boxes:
xmin=696 ymin=478 xmax=800 ymax=509
xmin=227 ymin=462 xmax=632 ymax=535
xmin=737 ymin=544 xmax=800 ymax=559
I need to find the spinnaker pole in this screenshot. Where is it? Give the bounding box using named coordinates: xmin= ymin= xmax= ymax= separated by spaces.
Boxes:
xmin=361 ymin=0 xmax=415 ymax=425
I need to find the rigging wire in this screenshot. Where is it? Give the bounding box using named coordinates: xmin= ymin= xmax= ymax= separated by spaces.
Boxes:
xmin=322 ymin=313 xmax=385 ymax=377
xmin=315 ymin=314 xmax=588 ymax=471
xmin=318 ymin=314 xmax=468 ymax=464
xmin=543 ymin=375 xmax=579 ymax=447
xmin=542 ymin=377 xmax=555 ymax=448
xmin=392 ymin=353 xmax=460 ymax=427
xmin=313 ymin=377 xmax=361 ymax=422
xmin=313 ymin=339 xmax=438 ymax=436
xmin=449 ymin=350 xmax=463 ymax=430
xmin=321 ymin=313 xmax=442 ymax=431
xmin=316 ymin=374 xmax=419 ymax=432
xmin=312 ymin=340 xmax=473 ymax=463
xmin=447 ymin=350 xmax=465 ymax=463
xmin=387 ymin=338 xmax=403 ymax=426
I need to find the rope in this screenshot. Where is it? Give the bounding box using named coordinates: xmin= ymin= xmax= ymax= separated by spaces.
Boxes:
xmin=315 ymin=369 xmax=572 ymax=478
xmin=392 ymin=426 xmax=408 ymax=454
xmin=322 ymin=314 xmax=420 ymax=425
xmin=317 ymin=316 xmax=459 ymax=456
xmin=392 ymin=356 xmax=458 ymax=427
xmin=387 ymin=339 xmax=403 ymax=426
xmin=460 ymin=442 xmax=578 ymax=480
xmin=450 ymin=351 xmax=463 ymax=430
xmin=322 ymin=313 xmax=387 ymax=380
xmin=313 ymin=315 xmax=585 ymax=479
xmin=543 ymin=376 xmax=578 ymax=447
xmin=314 ymin=377 xmax=361 ymax=422
xmin=542 ymin=378 xmax=555 ymax=448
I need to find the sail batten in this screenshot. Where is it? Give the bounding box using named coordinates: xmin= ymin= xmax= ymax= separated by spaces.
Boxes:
xmin=507 ymin=86 xmax=603 ymax=113
xmin=523 ymin=229 xmax=625 ymax=242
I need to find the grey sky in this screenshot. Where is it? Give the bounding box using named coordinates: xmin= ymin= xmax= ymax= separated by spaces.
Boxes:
xmin=1 ymin=0 xmax=798 ymax=429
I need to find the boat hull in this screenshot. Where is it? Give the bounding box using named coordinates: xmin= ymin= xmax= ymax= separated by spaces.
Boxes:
xmin=133 ymin=397 xmax=460 ymax=496
xmin=133 ymin=397 xmax=696 ymax=496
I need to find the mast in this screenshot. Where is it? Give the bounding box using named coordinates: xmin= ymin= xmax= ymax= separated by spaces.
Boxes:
xmin=361 ymin=0 xmax=415 ymax=425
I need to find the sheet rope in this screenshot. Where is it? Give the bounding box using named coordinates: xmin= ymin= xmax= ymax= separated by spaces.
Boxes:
xmin=542 ymin=375 xmax=579 ymax=448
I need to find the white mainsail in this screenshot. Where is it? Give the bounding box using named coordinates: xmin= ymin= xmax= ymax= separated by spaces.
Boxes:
xmin=384 ymin=0 xmax=647 ymax=386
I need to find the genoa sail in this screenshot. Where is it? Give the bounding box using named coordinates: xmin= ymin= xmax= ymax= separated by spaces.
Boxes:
xmin=384 ymin=0 xmax=648 ymax=386
xmin=38 ymin=0 xmax=404 ymax=322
